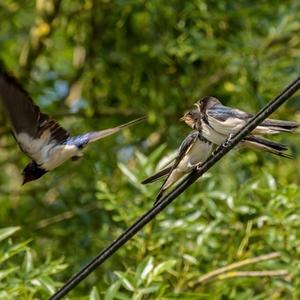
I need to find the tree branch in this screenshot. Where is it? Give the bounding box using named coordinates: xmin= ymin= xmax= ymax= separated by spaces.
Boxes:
xmin=195 ymin=252 xmax=280 ymax=285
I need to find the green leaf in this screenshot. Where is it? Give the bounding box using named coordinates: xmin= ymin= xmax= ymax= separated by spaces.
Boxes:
xmin=115 ymin=272 xmax=135 ymax=292
xmin=89 ymin=286 xmax=100 ymax=300
xmin=140 ymin=257 xmax=154 ymax=281
xmin=0 ymin=227 xmax=20 ymax=242
xmin=104 ymin=281 xmax=122 ymax=300
xmin=0 ymin=267 xmax=19 ymax=280
xmin=152 ymin=260 xmax=177 ymax=278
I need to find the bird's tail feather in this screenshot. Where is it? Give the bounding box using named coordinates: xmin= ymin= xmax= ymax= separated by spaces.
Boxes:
xmin=86 ymin=116 xmax=146 ymax=143
xmin=260 ymin=119 xmax=299 ymax=133
xmin=154 ymin=188 xmax=166 ymax=205
xmin=243 ymin=135 xmax=293 ymax=158
xmin=118 ymin=116 xmax=147 ymax=129
xmin=142 ymin=166 xmax=172 ymax=184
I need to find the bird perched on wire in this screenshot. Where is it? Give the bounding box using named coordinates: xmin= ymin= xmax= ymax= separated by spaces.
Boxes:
xmin=142 ymin=131 xmax=213 ymax=205
xmin=0 ymin=70 xmax=145 ymax=184
xmin=181 ymin=96 xmax=298 ymax=158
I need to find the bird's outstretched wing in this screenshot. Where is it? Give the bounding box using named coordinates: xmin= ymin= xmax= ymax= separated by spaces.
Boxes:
xmin=0 ymin=71 xmax=69 ymax=160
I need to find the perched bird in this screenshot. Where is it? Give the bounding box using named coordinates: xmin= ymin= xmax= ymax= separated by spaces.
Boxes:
xmin=142 ymin=131 xmax=213 ymax=204
xmin=181 ymin=96 xmax=298 ymax=158
xmin=0 ymin=71 xmax=145 ymax=184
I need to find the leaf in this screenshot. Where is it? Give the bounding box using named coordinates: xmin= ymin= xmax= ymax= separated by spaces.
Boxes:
xmin=23 ymin=249 xmax=33 ymax=273
xmin=152 ymin=260 xmax=177 ymax=278
xmin=0 ymin=240 xmax=30 ymax=264
xmin=115 ymin=272 xmax=135 ymax=291
xmin=0 ymin=227 xmax=20 ymax=242
xmin=104 ymin=281 xmax=122 ymax=300
xmin=89 ymin=286 xmax=100 ymax=300
xmin=0 ymin=267 xmax=19 ymax=280
xmin=140 ymin=257 xmax=154 ymax=281
xmin=118 ymin=163 xmax=147 ymax=193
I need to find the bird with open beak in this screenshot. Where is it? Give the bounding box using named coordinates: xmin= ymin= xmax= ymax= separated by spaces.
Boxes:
xmin=0 ymin=70 xmax=146 ymax=184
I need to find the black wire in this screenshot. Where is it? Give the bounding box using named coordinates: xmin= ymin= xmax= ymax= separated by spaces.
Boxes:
xmin=49 ymin=77 xmax=300 ymax=300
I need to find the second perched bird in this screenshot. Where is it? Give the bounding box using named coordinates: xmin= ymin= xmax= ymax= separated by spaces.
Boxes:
xmin=0 ymin=71 xmax=145 ymax=184
xmin=181 ymin=96 xmax=298 ymax=158
xmin=142 ymin=131 xmax=213 ymax=204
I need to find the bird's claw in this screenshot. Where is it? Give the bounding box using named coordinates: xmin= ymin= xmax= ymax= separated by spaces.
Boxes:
xmin=222 ymin=134 xmax=233 ymax=147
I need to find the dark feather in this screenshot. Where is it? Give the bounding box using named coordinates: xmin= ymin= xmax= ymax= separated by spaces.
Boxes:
xmin=244 ymin=135 xmax=292 ymax=158
xmin=0 ymin=71 xmax=69 ymax=149
xmin=259 ymin=119 xmax=299 ymax=132
xmin=153 ymin=131 xmax=201 ymax=203
xmin=142 ymin=167 xmax=172 ymax=184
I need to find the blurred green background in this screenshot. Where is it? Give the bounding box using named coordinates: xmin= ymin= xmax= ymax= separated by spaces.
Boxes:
xmin=0 ymin=0 xmax=300 ymax=299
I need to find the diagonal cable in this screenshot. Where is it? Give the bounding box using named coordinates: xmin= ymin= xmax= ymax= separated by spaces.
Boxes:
xmin=49 ymin=77 xmax=300 ymax=300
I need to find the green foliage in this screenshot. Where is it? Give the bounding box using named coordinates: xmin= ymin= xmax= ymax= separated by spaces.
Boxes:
xmin=0 ymin=227 xmax=67 ymax=299
xmin=0 ymin=0 xmax=300 ymax=299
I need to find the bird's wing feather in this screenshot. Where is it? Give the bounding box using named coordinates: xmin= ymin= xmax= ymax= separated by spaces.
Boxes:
xmin=170 ymin=131 xmax=199 ymax=172
xmin=154 ymin=131 xmax=199 ymax=201
xmin=141 ymin=166 xmax=172 ymax=184
xmin=0 ymin=71 xmax=69 ymax=159
xmin=206 ymin=105 xmax=252 ymax=136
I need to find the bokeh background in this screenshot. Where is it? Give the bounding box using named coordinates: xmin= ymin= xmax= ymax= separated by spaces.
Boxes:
xmin=0 ymin=0 xmax=300 ymax=299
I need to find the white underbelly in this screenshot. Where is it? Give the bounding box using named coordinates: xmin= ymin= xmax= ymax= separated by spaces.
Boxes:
xmin=16 ymin=132 xmax=82 ymax=170
xmin=201 ymin=123 xmax=227 ymax=145
xmin=41 ymin=145 xmax=81 ymax=170
xmin=177 ymin=138 xmax=213 ymax=172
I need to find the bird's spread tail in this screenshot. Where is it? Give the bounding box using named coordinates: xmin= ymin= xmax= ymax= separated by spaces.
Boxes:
xmin=259 ymin=119 xmax=299 ymax=133
xmin=243 ymin=135 xmax=292 ymax=158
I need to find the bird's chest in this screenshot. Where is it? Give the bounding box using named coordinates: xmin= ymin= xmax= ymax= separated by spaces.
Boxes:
xmin=201 ymin=122 xmax=227 ymax=145
xmin=41 ymin=144 xmax=81 ymax=170
xmin=178 ymin=139 xmax=212 ymax=171
xmin=17 ymin=132 xmax=82 ymax=170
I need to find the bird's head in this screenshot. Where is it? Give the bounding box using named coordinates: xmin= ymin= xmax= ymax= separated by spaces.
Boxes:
xmin=22 ymin=161 xmax=47 ymax=185
xmin=197 ymin=96 xmax=221 ymax=111
xmin=180 ymin=109 xmax=201 ymax=129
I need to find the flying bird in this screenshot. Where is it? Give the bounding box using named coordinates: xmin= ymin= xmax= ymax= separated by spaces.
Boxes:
xmin=0 ymin=71 xmax=145 ymax=184
xmin=181 ymin=96 xmax=298 ymax=158
xmin=142 ymin=131 xmax=213 ymax=205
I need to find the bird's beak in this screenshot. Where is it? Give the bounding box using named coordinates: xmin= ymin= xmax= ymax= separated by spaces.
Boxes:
xmin=180 ymin=115 xmax=186 ymax=121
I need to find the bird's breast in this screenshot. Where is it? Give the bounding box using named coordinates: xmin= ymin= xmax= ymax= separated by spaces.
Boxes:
xmin=41 ymin=144 xmax=82 ymax=170
xmin=178 ymin=139 xmax=212 ymax=172
xmin=201 ymin=122 xmax=226 ymax=145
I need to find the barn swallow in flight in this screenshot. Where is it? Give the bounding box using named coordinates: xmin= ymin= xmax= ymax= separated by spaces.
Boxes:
xmin=181 ymin=96 xmax=298 ymax=158
xmin=142 ymin=131 xmax=213 ymax=205
xmin=0 ymin=71 xmax=145 ymax=184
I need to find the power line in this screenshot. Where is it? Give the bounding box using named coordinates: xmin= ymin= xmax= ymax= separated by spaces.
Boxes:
xmin=49 ymin=77 xmax=300 ymax=300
